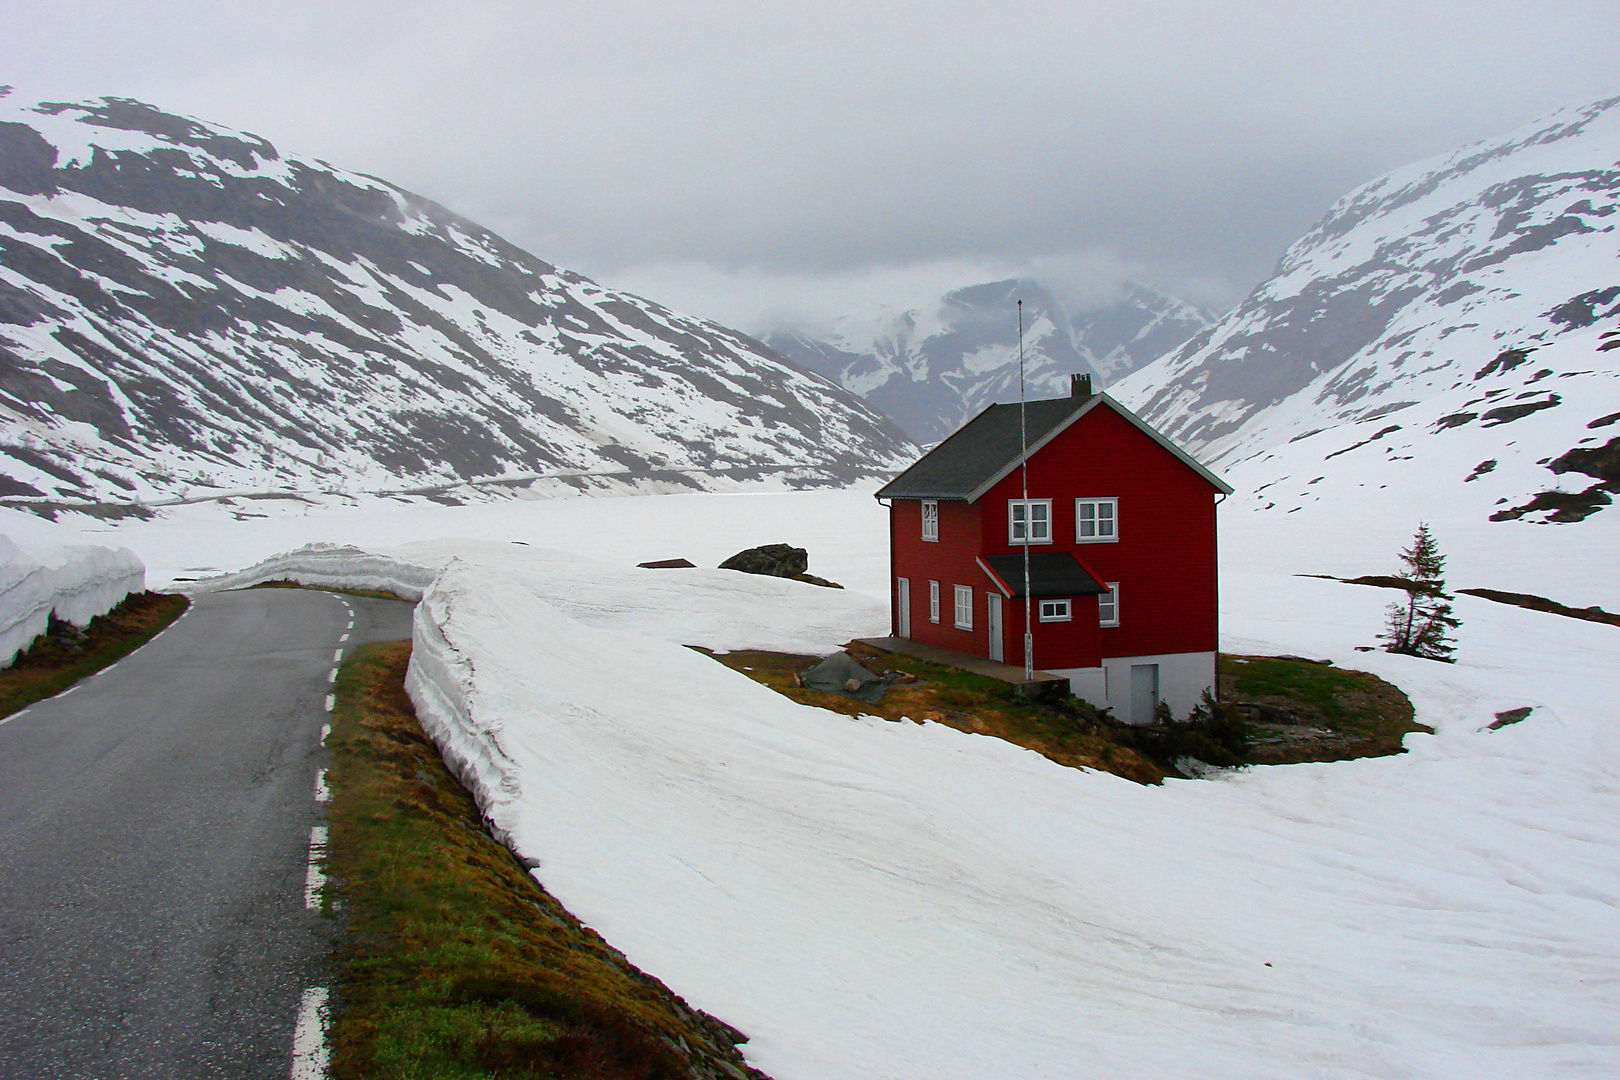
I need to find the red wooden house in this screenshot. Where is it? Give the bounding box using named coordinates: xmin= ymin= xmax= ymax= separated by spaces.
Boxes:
xmin=875 ymin=375 xmax=1232 ymax=723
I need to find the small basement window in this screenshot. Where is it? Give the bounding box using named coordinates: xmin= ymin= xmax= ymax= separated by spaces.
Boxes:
xmin=1038 ymin=599 xmax=1071 ymax=622
xmin=1076 ymin=498 xmax=1117 ymax=542
xmin=953 ymin=584 xmax=973 ymax=630
xmin=1008 ymin=499 xmax=1052 ymax=544
xmin=921 ymin=500 xmax=939 ymax=542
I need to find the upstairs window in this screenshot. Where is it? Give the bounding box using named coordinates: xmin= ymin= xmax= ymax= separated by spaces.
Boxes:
xmin=928 ymin=580 xmax=940 ymax=623
xmin=1008 ymin=499 xmax=1052 ymax=545
xmin=921 ymin=499 xmax=939 ymax=542
xmin=1076 ymin=498 xmax=1118 ymax=542
xmin=953 ymin=584 xmax=973 ymax=630
xmin=1038 ymin=599 xmax=1072 ymax=622
xmin=1099 ymin=582 xmax=1120 ymax=627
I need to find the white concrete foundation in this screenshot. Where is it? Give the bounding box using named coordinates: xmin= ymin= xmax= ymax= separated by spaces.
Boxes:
xmin=1051 ymin=650 xmax=1216 ymax=723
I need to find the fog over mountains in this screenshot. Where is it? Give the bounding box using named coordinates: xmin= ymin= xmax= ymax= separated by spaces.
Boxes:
xmin=1113 ymin=94 xmax=1620 ymax=526
xmin=767 ymin=280 xmax=1211 ymax=444
xmin=0 ymin=91 xmax=914 ymax=506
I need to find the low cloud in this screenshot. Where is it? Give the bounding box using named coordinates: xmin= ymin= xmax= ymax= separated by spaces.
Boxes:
xmin=3 ymin=1 xmax=1618 ymax=330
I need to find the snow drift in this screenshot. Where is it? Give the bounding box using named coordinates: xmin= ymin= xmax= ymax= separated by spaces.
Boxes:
xmin=0 ymin=535 xmax=144 ymax=666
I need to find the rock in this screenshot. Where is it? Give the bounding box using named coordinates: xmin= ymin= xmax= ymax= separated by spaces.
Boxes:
xmin=637 ymin=558 xmax=696 ymax=569
xmin=1488 ymin=706 xmax=1534 ymax=730
xmin=719 ymin=544 xmax=809 ymax=578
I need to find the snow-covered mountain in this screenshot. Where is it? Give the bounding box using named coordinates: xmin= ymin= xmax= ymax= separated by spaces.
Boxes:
xmin=0 ymin=91 xmax=914 ymax=505
xmin=766 ymin=280 xmax=1210 ymax=444
xmin=1112 ymin=95 xmax=1620 ymax=525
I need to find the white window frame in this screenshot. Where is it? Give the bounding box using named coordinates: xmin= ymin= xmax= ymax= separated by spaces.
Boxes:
xmin=953 ymin=584 xmax=973 ymax=630
xmin=920 ymin=499 xmax=939 ymax=542
xmin=1099 ymin=582 xmax=1120 ymax=627
xmin=1076 ymin=497 xmax=1118 ymax=543
xmin=1038 ymin=598 xmax=1072 ymax=622
xmin=928 ymin=580 xmax=940 ymax=623
xmin=1007 ymin=498 xmax=1053 ymax=545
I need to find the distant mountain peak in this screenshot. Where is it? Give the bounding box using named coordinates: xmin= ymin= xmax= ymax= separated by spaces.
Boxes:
xmin=766 ymin=278 xmax=1211 ymax=443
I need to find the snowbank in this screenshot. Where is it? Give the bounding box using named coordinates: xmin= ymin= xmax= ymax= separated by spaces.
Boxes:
xmin=185 ymin=542 xmax=438 ymax=600
xmin=0 ymin=535 xmax=145 ymax=667
xmin=399 ymin=543 xmax=888 ymax=841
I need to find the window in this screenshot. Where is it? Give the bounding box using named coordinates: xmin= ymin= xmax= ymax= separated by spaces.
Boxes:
xmin=928 ymin=580 xmax=940 ymax=623
xmin=1007 ymin=499 xmax=1052 ymax=544
xmin=921 ymin=500 xmax=939 ymax=542
xmin=1076 ymin=498 xmax=1118 ymax=542
xmin=1099 ymin=582 xmax=1120 ymax=627
xmin=953 ymin=585 xmax=973 ymax=630
xmin=1038 ymin=599 xmax=1071 ymax=622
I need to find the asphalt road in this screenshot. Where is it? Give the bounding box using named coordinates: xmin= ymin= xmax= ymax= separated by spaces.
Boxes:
xmin=0 ymin=587 xmax=415 ymax=1080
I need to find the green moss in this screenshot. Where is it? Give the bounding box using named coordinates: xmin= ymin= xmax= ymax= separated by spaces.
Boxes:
xmin=1226 ymin=657 xmax=1372 ymax=726
xmin=1219 ymin=654 xmax=1427 ymax=764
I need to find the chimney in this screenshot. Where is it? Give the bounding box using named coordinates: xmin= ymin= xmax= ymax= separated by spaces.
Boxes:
xmin=1070 ymin=373 xmax=1093 ymax=398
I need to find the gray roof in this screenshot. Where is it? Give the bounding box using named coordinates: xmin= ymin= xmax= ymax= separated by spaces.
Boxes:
xmin=981 ymin=552 xmax=1107 ymax=598
xmin=875 ymin=393 xmax=1233 ymax=501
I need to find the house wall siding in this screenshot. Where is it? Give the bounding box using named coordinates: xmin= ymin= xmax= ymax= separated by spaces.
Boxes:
xmin=978 ymin=404 xmax=1219 ymax=666
xmin=888 ymin=397 xmax=1221 ymax=678
xmin=997 ymin=587 xmax=1103 ymax=670
xmin=890 ymin=497 xmax=988 ymax=652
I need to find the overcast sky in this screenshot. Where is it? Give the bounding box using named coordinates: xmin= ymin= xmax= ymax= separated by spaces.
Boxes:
xmin=5 ymin=1 xmax=1618 ymax=331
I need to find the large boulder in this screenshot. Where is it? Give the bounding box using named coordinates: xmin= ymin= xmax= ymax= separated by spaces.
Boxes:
xmin=719 ymin=544 xmax=809 ymax=578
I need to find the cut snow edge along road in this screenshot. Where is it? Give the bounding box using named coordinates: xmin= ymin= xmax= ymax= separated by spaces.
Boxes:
xmin=0 ymin=587 xmax=412 ymax=1080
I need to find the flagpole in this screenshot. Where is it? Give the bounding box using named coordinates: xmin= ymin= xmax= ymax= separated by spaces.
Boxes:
xmin=1018 ymin=300 xmax=1033 ymax=683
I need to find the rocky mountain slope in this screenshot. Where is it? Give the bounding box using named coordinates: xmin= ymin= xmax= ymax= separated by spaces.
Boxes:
xmin=766 ymin=280 xmax=1209 ymax=444
xmin=1112 ymin=94 xmax=1620 ymax=526
xmin=0 ymin=90 xmax=914 ymax=505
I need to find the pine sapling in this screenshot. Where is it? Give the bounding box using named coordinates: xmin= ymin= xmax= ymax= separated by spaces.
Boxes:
xmin=1380 ymin=523 xmax=1460 ymax=661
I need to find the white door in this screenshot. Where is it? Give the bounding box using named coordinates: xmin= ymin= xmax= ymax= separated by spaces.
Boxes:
xmin=1130 ymin=663 xmax=1160 ymax=725
xmin=897 ymin=577 xmax=911 ymax=638
xmin=987 ymin=593 xmax=1003 ymax=662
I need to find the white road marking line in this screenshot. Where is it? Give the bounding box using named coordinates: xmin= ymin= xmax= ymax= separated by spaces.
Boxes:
xmin=327 ymin=668 xmax=338 ymax=684
xmin=0 ymin=709 xmax=32 ymax=728
xmin=331 ymin=649 xmax=343 ymax=663
xmin=304 ymin=826 xmax=327 ymax=910
xmin=320 ymin=722 xmax=331 ymax=744
xmin=338 ymin=632 xmax=349 ymax=643
xmin=324 ymin=693 xmax=335 ymax=713
xmin=289 ymin=985 xmax=330 ymax=1080
xmin=314 ymin=768 xmax=330 ymax=803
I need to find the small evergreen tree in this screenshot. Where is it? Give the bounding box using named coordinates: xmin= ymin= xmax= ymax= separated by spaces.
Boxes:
xmin=1380 ymin=523 xmax=1460 ymax=661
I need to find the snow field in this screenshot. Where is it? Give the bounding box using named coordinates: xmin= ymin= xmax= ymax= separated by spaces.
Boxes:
xmin=50 ymin=488 xmax=1620 ymax=1077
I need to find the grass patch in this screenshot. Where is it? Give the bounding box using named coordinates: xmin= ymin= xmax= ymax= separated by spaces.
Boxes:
xmin=326 ymin=640 xmax=766 ymax=1080
xmin=708 ymin=646 xmax=1424 ymax=779
xmin=1219 ymin=654 xmax=1427 ymax=763
xmin=701 ymin=645 xmax=1164 ymax=785
xmin=0 ymin=591 xmax=188 ymax=720
xmin=246 ymin=579 xmax=412 ymax=603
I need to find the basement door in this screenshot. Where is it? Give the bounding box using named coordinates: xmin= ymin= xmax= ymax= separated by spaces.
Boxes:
xmin=1130 ymin=663 xmax=1160 ymax=725
xmin=987 ymin=593 xmax=1004 ymax=663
